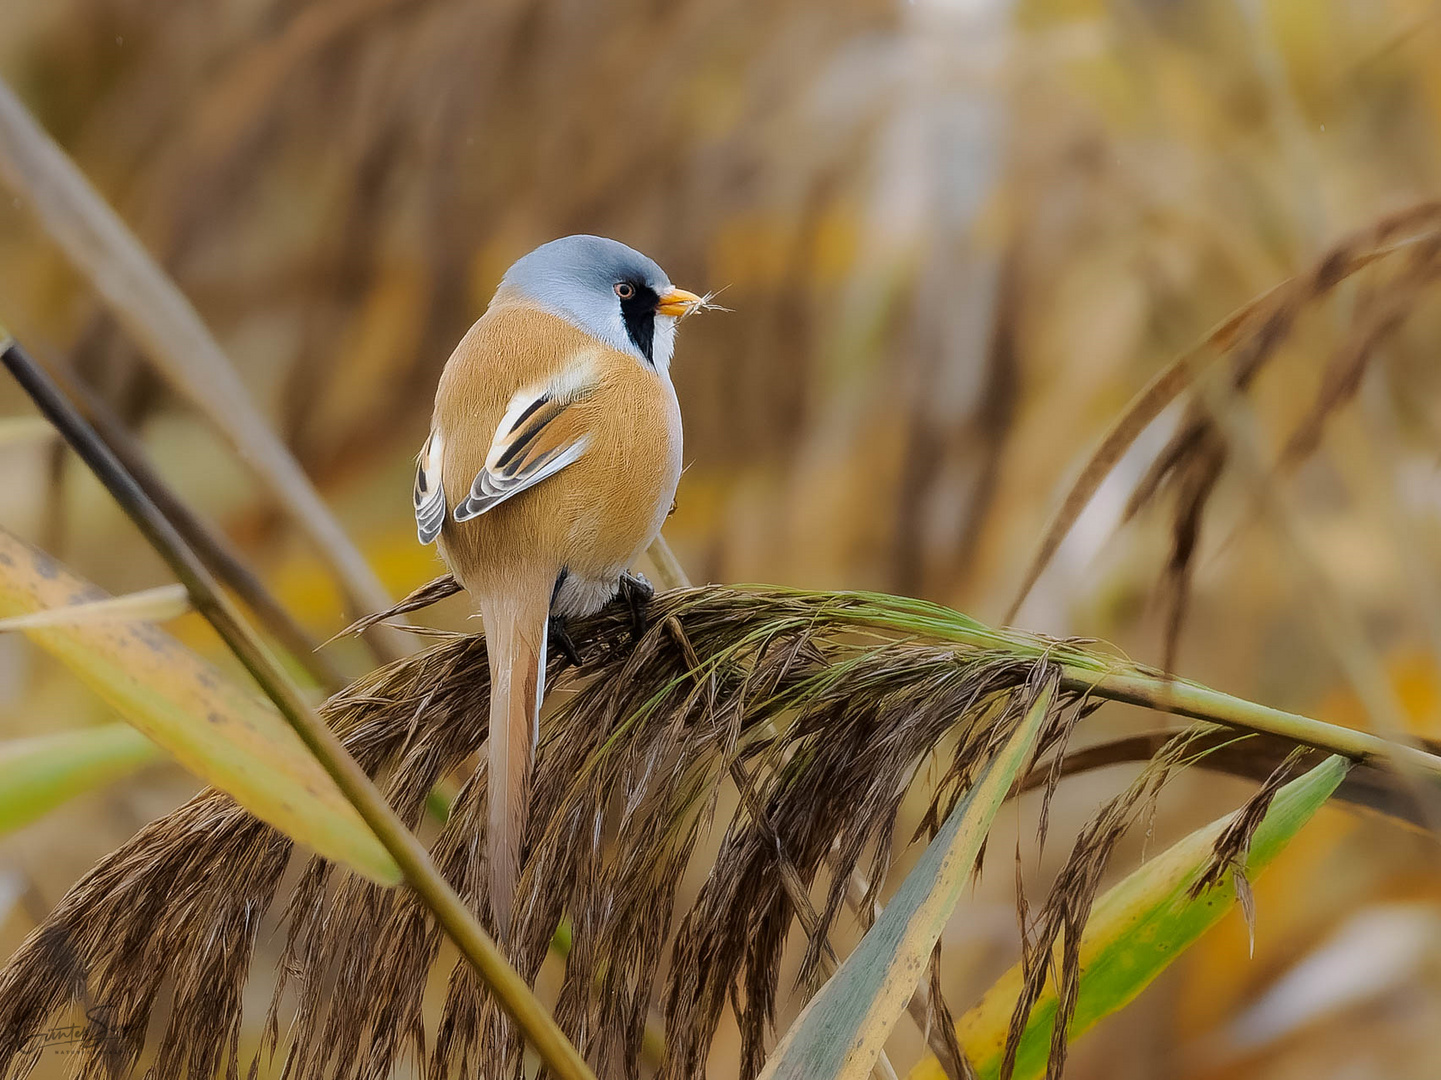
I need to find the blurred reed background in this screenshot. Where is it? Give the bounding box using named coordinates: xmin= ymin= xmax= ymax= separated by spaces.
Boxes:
xmin=3 ymin=0 xmax=1441 ymax=1077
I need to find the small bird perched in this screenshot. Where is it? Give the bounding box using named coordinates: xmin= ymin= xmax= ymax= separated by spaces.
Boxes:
xmin=413 ymin=235 xmax=705 ymax=937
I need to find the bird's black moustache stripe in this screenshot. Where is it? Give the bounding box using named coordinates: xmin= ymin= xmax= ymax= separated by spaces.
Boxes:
xmin=619 ymin=282 xmax=659 ymax=365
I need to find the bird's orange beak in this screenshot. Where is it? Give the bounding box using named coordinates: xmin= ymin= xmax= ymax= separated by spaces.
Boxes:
xmin=655 ymin=288 xmax=704 ymax=318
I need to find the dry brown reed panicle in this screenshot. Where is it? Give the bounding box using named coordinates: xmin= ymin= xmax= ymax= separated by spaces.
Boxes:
xmin=0 ymin=586 xmax=1183 ymax=1080
xmin=1010 ymin=201 xmax=1441 ymax=669
xmin=326 ymin=572 xmax=463 ymax=643
xmin=1000 ymin=724 xmax=1213 ymax=1080
xmin=1184 ymin=746 xmax=1312 ymax=959
xmin=1135 ymin=210 xmax=1441 ymax=671
xmin=3 ymin=582 xmax=1414 ymax=1080
xmin=998 ymin=735 xmax=1319 ymax=1080
xmin=662 ymin=656 xmax=1075 ymax=1080
xmin=0 ymin=594 xmax=1422 ymax=1080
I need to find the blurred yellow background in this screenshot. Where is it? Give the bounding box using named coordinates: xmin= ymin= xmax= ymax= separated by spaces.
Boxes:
xmin=4 ymin=0 xmax=1441 ymax=1076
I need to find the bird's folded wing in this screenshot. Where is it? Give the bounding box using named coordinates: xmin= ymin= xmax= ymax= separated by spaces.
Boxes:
xmin=452 ymin=384 xmax=592 ymax=523
xmin=414 ymin=429 xmax=447 ymax=544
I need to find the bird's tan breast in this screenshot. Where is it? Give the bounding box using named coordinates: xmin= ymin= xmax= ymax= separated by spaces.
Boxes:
xmin=432 ymin=303 xmax=682 ymax=595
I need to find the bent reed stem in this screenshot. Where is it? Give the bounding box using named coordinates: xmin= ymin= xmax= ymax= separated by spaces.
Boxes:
xmin=1077 ymin=668 xmax=1441 ymax=779
xmin=756 ymin=586 xmax=1441 ymax=782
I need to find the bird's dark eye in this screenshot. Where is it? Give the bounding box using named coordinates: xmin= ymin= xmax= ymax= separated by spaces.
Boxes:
xmin=614 ymin=282 xmax=636 ymax=300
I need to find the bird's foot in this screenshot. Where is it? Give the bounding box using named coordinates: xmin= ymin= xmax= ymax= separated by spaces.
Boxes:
xmin=617 ymin=571 xmax=653 ymax=639
xmin=548 ymin=614 xmax=585 ymax=670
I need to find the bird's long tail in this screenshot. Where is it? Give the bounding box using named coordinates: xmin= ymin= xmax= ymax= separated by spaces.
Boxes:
xmin=480 ymin=582 xmax=550 ymax=942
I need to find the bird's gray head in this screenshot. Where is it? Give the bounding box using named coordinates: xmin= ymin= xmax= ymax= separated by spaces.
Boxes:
xmin=496 ymin=235 xmax=703 ymax=371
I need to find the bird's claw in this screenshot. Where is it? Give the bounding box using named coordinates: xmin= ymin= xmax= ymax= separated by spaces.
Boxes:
xmin=617 ymin=572 xmax=653 ymax=639
xmin=549 ymin=614 xmax=585 ymax=670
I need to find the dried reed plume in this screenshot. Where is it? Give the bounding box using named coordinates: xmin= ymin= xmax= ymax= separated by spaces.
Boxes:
xmin=1009 ymin=202 xmax=1441 ymax=669
xmin=0 ymin=586 xmax=1326 ymax=1080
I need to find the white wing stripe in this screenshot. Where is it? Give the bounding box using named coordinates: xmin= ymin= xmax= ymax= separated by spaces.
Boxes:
xmin=453 ymin=436 xmax=589 ymax=522
xmin=446 ymin=361 xmax=597 ymax=527
xmin=414 ymin=429 xmax=447 ymax=545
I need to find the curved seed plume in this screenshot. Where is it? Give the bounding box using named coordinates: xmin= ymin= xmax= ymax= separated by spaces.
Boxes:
xmin=0 ymin=587 xmax=1393 ymax=1080
xmin=1004 ymin=201 xmax=1441 ymax=626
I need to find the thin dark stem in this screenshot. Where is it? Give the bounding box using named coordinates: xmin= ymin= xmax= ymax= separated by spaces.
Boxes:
xmin=51 ymin=359 xmax=348 ymax=692
xmin=0 ymin=334 xmax=598 ymax=1080
xmin=1015 ymin=728 xmax=1432 ymax=830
